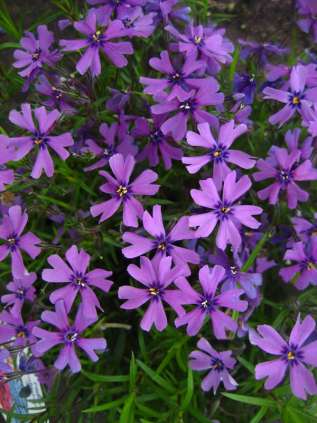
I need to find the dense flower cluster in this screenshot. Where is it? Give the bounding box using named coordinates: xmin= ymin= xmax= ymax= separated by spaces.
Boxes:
xmin=1 ymin=0 xmax=317 ymax=410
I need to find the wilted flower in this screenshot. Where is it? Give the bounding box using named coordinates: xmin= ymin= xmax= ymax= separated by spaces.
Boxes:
xmin=189 ymin=338 xmax=238 ymax=393
xmin=250 ymin=314 xmax=317 ymax=400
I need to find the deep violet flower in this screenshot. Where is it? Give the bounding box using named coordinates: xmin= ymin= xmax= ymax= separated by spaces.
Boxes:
xmin=42 ymin=245 xmax=113 ymax=318
xmin=238 ymin=39 xmax=289 ymax=66
xmin=60 ymin=11 xmax=133 ymax=76
xmin=151 ymin=83 xmax=223 ymax=141
xmin=263 ymin=64 xmax=317 ymax=126
xmin=13 ymin=25 xmax=61 ymax=79
xmin=0 ymin=349 xmax=11 ymax=373
xmin=189 ymin=338 xmax=238 ymax=393
xmin=292 ymin=213 xmax=317 ymax=241
xmin=32 ymin=301 xmax=107 ymax=373
xmin=144 ymin=0 xmax=191 ymax=25
xmin=175 ymin=264 xmax=248 ymax=338
xmin=253 ymin=146 xmax=317 ymax=209
xmin=284 ymin=128 xmax=313 ymax=160
xmin=0 ymin=205 xmax=41 ymax=277
xmin=122 ymin=205 xmax=200 ymax=274
xmin=35 ymin=75 xmax=76 ymax=114
xmin=7 ymin=104 xmax=74 ymax=179
xmin=233 ymin=73 xmax=257 ymax=105
xmin=279 ymin=238 xmax=317 ymax=290
xmin=165 ymin=23 xmax=233 ymax=73
xmin=0 ymin=309 xmax=39 ymax=348
xmin=297 ymin=0 xmax=317 ymax=42
xmin=117 ymin=6 xmax=155 ymax=38
xmin=87 ymin=0 xmax=145 ymax=13
xmin=1 ymin=272 xmax=37 ymax=313
xmin=189 ymin=171 xmax=262 ymax=251
xmin=90 ymin=153 xmax=159 ymax=226
xmin=84 ymin=122 xmax=137 ymax=172
xmin=118 ymin=256 xmax=186 ymax=332
xmin=250 ymin=314 xmax=317 ymax=400
xmin=182 ymin=121 xmax=255 ymax=187
xmin=140 ymin=50 xmax=205 ymax=100
xmin=132 ymin=116 xmax=182 ymax=169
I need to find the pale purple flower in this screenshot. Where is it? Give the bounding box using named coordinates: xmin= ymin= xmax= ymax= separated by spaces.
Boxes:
xmin=117 ymin=6 xmax=155 ymax=38
xmin=279 ymin=238 xmax=317 ymax=290
xmin=90 ymin=153 xmax=159 ymax=226
xmin=263 ymin=64 xmax=317 ymax=126
xmin=0 ymin=349 xmax=11 ymax=373
xmin=0 ymin=169 xmax=14 ymax=192
xmin=132 ymin=116 xmax=182 ymax=169
xmin=253 ymin=146 xmax=317 ymax=209
xmin=189 ymin=171 xmax=262 ymax=251
xmin=165 ymin=23 xmax=233 ymax=73
xmin=297 ymin=0 xmax=317 ymax=42
xmin=118 ymin=256 xmax=186 ymax=332
xmin=285 ymin=128 xmax=313 ymax=160
xmin=42 ymin=245 xmax=113 ymax=318
xmin=233 ymin=73 xmax=256 ymax=104
xmin=175 ymin=264 xmax=248 ymax=337
xmin=140 ymin=50 xmax=205 ymax=100
xmin=238 ymin=39 xmax=288 ymax=66
xmin=0 ymin=205 xmax=41 ymax=277
xmin=87 ymin=0 xmax=145 ymax=15
xmin=32 ymin=300 xmax=107 ymax=373
xmin=35 ymin=75 xmax=76 ymax=114
xmin=182 ymin=121 xmax=255 ymax=187
xmin=1 ymin=272 xmax=37 ymax=313
xmin=145 ymin=0 xmax=191 ymax=25
xmin=0 ymin=309 xmax=39 ymax=348
xmin=13 ymin=25 xmax=61 ymax=79
xmin=122 ymin=205 xmax=199 ymax=274
xmin=292 ymin=213 xmax=317 ymax=241
xmin=250 ymin=314 xmax=317 ymax=400
xmin=84 ymin=122 xmax=137 ymax=172
xmin=189 ymin=338 xmax=238 ymax=393
xmin=151 ymin=83 xmax=223 ymax=141
xmin=60 ymin=11 xmax=133 ymax=76
xmin=7 ymin=103 xmax=74 ymax=179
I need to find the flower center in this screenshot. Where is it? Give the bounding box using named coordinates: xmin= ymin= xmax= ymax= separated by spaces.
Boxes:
xmin=194 ymin=35 xmax=202 ymax=44
xmin=292 ymin=96 xmax=300 ymax=105
xmin=150 ymin=129 xmax=164 ymax=144
xmin=149 ymin=287 xmax=159 ymax=296
xmin=179 ymin=99 xmax=195 ymax=113
xmin=157 ymin=242 xmax=166 ymax=251
xmin=278 ymin=169 xmax=293 ymax=185
xmin=210 ymin=357 xmax=224 ymax=371
xmin=16 ymin=288 xmax=25 ymax=299
xmin=289 ymin=91 xmax=304 ymax=108
xmin=31 ymin=49 xmax=41 ymax=61
xmin=52 ymin=86 xmax=62 ymax=100
xmin=92 ymin=30 xmax=102 ymax=42
xmin=200 ymin=295 xmax=218 ymax=312
xmin=221 ymin=207 xmax=231 ymax=214
xmin=116 ymin=185 xmax=128 ymax=197
xmin=230 ymin=266 xmax=239 ymax=275
xmin=287 ymin=351 xmax=295 ymax=360
xmin=65 ymin=331 xmax=78 ymax=343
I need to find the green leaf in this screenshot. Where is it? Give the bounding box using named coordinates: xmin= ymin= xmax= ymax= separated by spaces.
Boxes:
xmin=129 ymin=352 xmax=137 ymax=391
xmin=120 ymin=392 xmax=135 ymax=423
xmin=222 ymin=393 xmax=276 ymax=407
xmin=242 ymin=232 xmax=269 ymax=272
xmin=237 ymin=356 xmax=255 ymax=374
xmin=136 ymin=359 xmax=175 ymax=394
xmin=180 ymin=368 xmax=194 ymax=410
xmin=250 ymin=406 xmax=268 ymax=423
xmin=283 ymin=406 xmax=317 ymax=423
xmin=84 ymin=397 xmax=126 ymax=413
xmin=83 ymin=371 xmax=129 ymax=383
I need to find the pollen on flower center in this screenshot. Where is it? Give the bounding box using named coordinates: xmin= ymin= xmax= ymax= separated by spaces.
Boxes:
xmin=201 ymin=299 xmax=209 ymax=308
xmin=75 ymin=277 xmax=86 ymax=287
xmin=34 ymin=138 xmax=43 ymax=145
xmin=194 ymin=35 xmax=202 ymax=44
xmin=149 ymin=287 xmax=159 ymax=296
xmin=7 ymin=237 xmax=16 ymax=245
xmin=66 ymin=332 xmax=78 ymax=343
xmin=116 ymin=185 xmax=128 ymax=197
xmin=92 ymin=30 xmax=102 ymax=42
xmin=221 ymin=207 xmax=231 ymax=214
xmin=157 ymin=243 xmax=166 ymax=251
xmin=213 ymin=150 xmax=222 ymax=158
xmin=287 ymin=351 xmax=295 ymax=360
xmin=16 ymin=331 xmax=26 ymax=338
xmin=307 ymin=261 xmax=316 ymax=271
xmin=31 ymin=49 xmax=41 ymax=61
xmin=230 ymin=266 xmax=239 ymax=275
xmin=292 ymin=96 xmax=300 ymax=105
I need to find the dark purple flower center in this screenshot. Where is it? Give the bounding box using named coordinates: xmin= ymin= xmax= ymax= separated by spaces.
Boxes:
xmin=214 ymin=201 xmax=233 ymax=220
xmin=32 ymin=132 xmax=49 ymax=149
xmin=210 ymin=357 xmax=224 ymax=371
xmin=179 ymin=99 xmax=196 ymax=114
xmin=168 ymin=71 xmax=184 ymax=85
xmin=148 ymin=283 xmax=164 ymax=301
xmin=16 ymin=326 xmax=28 ymax=339
xmin=116 ymin=184 xmax=129 ymax=198
xmin=70 ymin=272 xmax=87 ymax=288
xmin=289 ymin=91 xmax=305 ymax=108
xmin=300 ymin=259 xmax=316 ymax=272
xmin=6 ymin=233 xmax=19 ymax=251
xmin=199 ymin=294 xmax=218 ymax=312
xmin=16 ymin=288 xmax=26 ymax=300
xmin=192 ymin=35 xmax=203 ymax=46
xmin=103 ymin=144 xmax=116 ymax=158
xmin=149 ymin=129 xmax=164 ymax=145
xmin=31 ymin=49 xmax=41 ymax=62
xmin=64 ymin=329 xmax=79 ymax=344
xmin=277 ymin=168 xmax=294 ymax=186
xmin=227 ymin=265 xmax=240 ymax=280
xmin=281 ymin=344 xmax=304 ymax=366
xmin=123 ymin=18 xmax=133 ymax=28
xmin=210 ymin=145 xmax=228 ymax=162
xmin=89 ymin=30 xmax=106 ymax=47
xmin=51 ymin=86 xmax=63 ymax=101
xmin=153 ymin=235 xmax=172 ymax=254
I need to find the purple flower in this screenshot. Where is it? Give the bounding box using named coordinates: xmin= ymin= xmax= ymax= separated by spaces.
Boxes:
xmin=84 ymin=122 xmax=137 ymax=172
xmin=140 ymin=50 xmax=205 ymax=100
xmin=118 ymin=256 xmax=186 ymax=331
xmin=263 ymin=64 xmax=317 ymax=126
xmin=233 ymin=73 xmax=256 ymax=105
xmin=144 ymin=0 xmax=191 ymax=25
xmin=60 ymin=11 xmax=133 ymax=76
xmin=42 ymin=245 xmax=113 ymax=318
xmin=285 ymin=128 xmax=313 ymax=160
xmin=189 ymin=338 xmax=238 ymax=393
xmin=122 ymin=205 xmax=199 ymax=274
xmin=292 ymin=213 xmax=317 ymax=241
xmin=250 ymin=314 xmax=317 ymax=400
xmin=279 ymin=238 xmax=317 ymax=290
xmin=238 ymin=39 xmax=288 ymax=66
xmin=253 ymin=146 xmax=317 ymax=209
xmin=117 ymin=6 xmax=155 ymax=38
xmin=151 ymin=83 xmax=223 ymax=141
xmin=0 ymin=309 xmax=39 ymax=348
xmin=13 ymin=25 xmax=61 ymax=79
xmin=0 ymin=349 xmax=11 ymax=373
xmin=90 ymin=153 xmax=159 ymax=226
xmin=175 ymin=264 xmax=248 ymax=337
xmin=189 ymin=171 xmax=262 ymax=251
xmin=182 ymin=121 xmax=255 ymax=187
xmin=1 ymin=272 xmax=36 ymax=313
xmin=35 ymin=75 xmax=76 ymax=114
xmin=0 ymin=205 xmax=41 ymax=277
xmin=133 ymin=116 xmax=182 ymax=169
xmin=165 ymin=23 xmax=233 ymax=73
xmin=0 ymin=169 xmax=14 ymax=192
xmin=32 ymin=300 xmax=107 ymax=373
xmin=87 ymin=0 xmax=145 ymax=15
xmin=7 ymin=104 xmax=74 ymax=179
xmin=297 ymin=0 xmax=317 ymax=42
